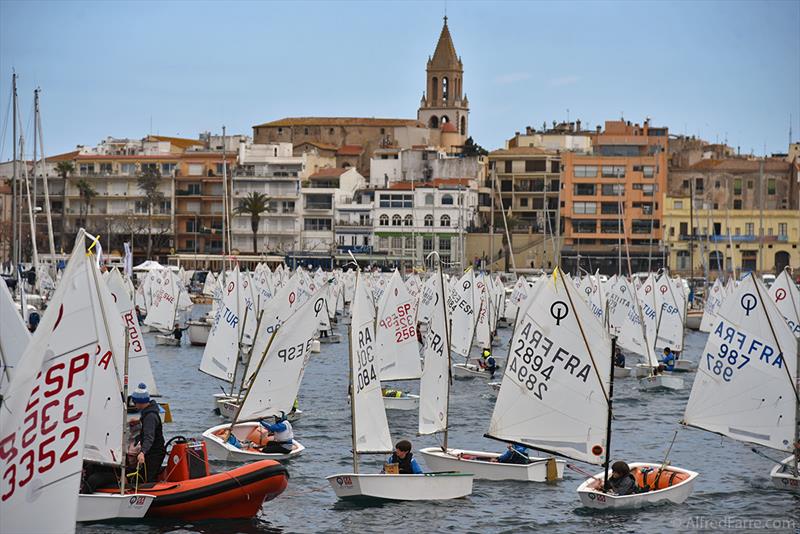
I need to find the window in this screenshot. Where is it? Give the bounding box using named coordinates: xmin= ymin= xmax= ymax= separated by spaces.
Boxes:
xmin=574 ymin=165 xmax=598 ymax=178
xmin=441 ymin=194 xmax=454 ymax=205
xmin=778 ymin=223 xmax=787 ymax=236
xmin=141 ymin=163 xmax=157 ymax=173
xmin=767 ymin=179 xmax=776 ymax=195
xmin=440 ymin=215 xmax=450 ymax=227
xmin=747 ymin=180 xmax=754 ymax=189
xmin=733 ymin=178 xmax=742 ymax=195
xmin=391 ymin=236 xmax=403 ymax=249
xmin=392 ymin=214 xmax=402 ymax=226
xmin=188 ymin=163 xmax=204 ymax=176
xmin=379 ymin=194 xmax=413 ymax=208
xmin=501 ymin=180 xmax=512 ymax=192
xmin=282 ymin=201 xmax=296 ymax=213
xmin=679 ymin=222 xmax=688 ymax=236
xmin=695 ymin=178 xmax=704 ymax=193
xmin=329 ymin=128 xmax=334 ymax=135
xmin=573 ymin=201 xmax=597 ymax=214
xmin=638 ymin=165 xmax=655 ymax=178
xmin=601 ymin=202 xmax=621 ymax=214
xmin=573 ymin=183 xmax=596 ymax=196
xmin=632 ymin=184 xmax=656 ymax=196
xmin=79 ymin=163 xmax=95 ymax=175
xmin=572 ymin=219 xmax=596 ymax=233
xmin=304 ymin=218 xmax=332 ymax=231
xmin=423 ymin=237 xmax=433 ymax=252
xmin=405 ymin=236 xmax=413 ymax=249
xmin=161 ymin=163 xmax=176 ymax=176
xmin=745 ymin=223 xmax=754 ymax=235
xmin=442 ymin=77 xmax=449 ymax=102
xmin=134 ymin=201 xmax=148 ymax=214
xmin=99 ymin=163 xmax=113 ymax=174
xmin=733 ymin=199 xmax=742 ymax=210
xmin=601 ymin=184 xmax=624 ymax=196
xmin=550 ymin=160 xmax=560 ymax=173
xmin=632 ymin=220 xmax=654 ymax=234
xmin=674 ymin=200 xmax=683 ymax=209
xmin=525 ymin=160 xmax=546 ymax=172
xmin=186 ymin=219 xmax=198 ymax=232
xmin=439 ymin=237 xmax=451 ymax=251
xmin=187 ymin=183 xmax=202 ymax=195
xmin=424 ymin=214 xmax=433 ymax=227
xmin=379 ymin=214 xmax=389 ymax=226
xmin=676 ymin=250 xmax=690 ymax=270
xmin=120 ymin=163 xmax=136 ymax=175
xmin=404 ymin=214 xmax=413 ymax=226
xmin=520 ymin=198 xmax=529 ymax=207
xmin=378 ymin=236 xmax=389 ymax=249
xmin=304 ymin=128 xmax=309 ymax=135
xmin=634 ymin=202 xmax=654 ymax=215
xmin=425 ymin=193 xmax=434 ymax=205
xmin=600 ymin=220 xmax=621 ymax=234
xmin=159 ymin=200 xmax=171 ymax=213
xmin=601 ymin=165 xmax=626 ymax=178
xmin=682 ymin=180 xmax=689 ymax=190
xmin=767 ymin=227 xmax=773 ymax=236
xmin=735 ymin=227 xmax=740 ymax=236
xmin=504 ymin=161 xmax=512 ymax=173
xmin=669 ymin=226 xmax=675 ymax=237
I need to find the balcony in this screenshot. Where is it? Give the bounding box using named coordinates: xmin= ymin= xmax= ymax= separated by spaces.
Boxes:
xmin=305 ymin=203 xmax=333 ymax=211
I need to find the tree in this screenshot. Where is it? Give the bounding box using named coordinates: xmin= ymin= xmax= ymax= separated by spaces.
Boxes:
xmin=75 ymin=178 xmax=96 ymax=226
xmin=56 ymin=161 xmax=74 ymax=251
xmin=137 ymin=168 xmax=165 ymax=259
xmin=234 ymin=192 xmax=272 ymax=254
xmin=462 ymin=136 xmax=488 ymax=157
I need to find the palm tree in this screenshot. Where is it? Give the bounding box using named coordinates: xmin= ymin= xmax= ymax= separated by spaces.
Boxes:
xmin=56 ymin=161 xmax=74 ymax=251
xmin=75 ymin=179 xmax=97 ymax=227
xmin=234 ymin=192 xmax=272 ymax=254
xmin=137 ymin=167 xmax=164 ymax=259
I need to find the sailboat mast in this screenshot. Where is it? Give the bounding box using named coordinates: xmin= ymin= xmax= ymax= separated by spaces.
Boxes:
xmin=347 ymin=321 xmax=359 ymax=473
xmin=11 ymin=73 xmax=18 ymax=271
xmin=121 ymin=330 xmax=130 ymax=495
xmin=603 ymin=336 xmax=617 ymax=492
xmin=438 ymin=259 xmax=452 ymax=451
xmin=35 ymin=89 xmax=56 ymax=259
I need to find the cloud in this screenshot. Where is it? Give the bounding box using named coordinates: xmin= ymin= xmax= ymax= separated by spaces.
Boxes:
xmin=548 ymin=75 xmax=580 ymax=87
xmin=494 ymin=72 xmax=532 ymax=85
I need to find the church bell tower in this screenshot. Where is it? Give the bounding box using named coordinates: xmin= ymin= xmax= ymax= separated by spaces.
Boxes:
xmin=418 ymin=17 xmax=469 ymax=139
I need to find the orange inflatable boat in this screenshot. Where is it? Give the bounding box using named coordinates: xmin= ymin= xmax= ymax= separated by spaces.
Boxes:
xmin=98 ymin=437 xmax=288 ymax=520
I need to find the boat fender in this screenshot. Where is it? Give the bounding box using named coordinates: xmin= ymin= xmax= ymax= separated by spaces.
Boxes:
xmin=545 ymin=458 xmax=559 ymax=482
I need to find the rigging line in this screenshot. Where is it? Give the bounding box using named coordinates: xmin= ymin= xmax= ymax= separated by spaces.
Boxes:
xmin=751 ymin=277 xmax=799 ymax=404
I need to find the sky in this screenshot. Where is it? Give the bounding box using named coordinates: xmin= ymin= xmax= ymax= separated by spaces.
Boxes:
xmin=0 ymin=0 xmax=798 ymax=160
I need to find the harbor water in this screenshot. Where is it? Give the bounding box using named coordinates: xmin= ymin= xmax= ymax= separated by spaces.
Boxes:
xmin=79 ymin=309 xmax=799 ymax=533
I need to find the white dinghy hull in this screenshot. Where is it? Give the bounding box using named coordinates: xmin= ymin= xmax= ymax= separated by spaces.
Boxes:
xmin=419 ymin=448 xmax=564 ymax=482
xmin=154 ymin=334 xmax=180 ymax=346
xmin=770 ymin=456 xmax=800 ymax=493
xmin=311 ymin=339 xmax=321 ymax=353
xmin=613 ymin=366 xmax=633 ymax=378
xmin=326 ymin=472 xmax=473 ymax=501
xmin=577 ymin=462 xmax=698 ymax=510
xmin=187 ymin=321 xmax=210 ymax=345
xmin=202 ymin=422 xmax=305 ymax=462
xmin=452 ymin=363 xmax=494 ymax=380
xmin=639 ymin=374 xmax=685 ymax=391
xmin=77 ymin=493 xmax=154 ymax=522
xmin=671 ymin=359 xmax=697 ymax=373
xmin=382 ymin=393 xmax=420 ymax=411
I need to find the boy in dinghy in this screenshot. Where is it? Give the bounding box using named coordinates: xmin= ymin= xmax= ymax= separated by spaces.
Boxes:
xmin=490 ymin=444 xmax=531 ymax=464
xmin=589 ymin=461 xmax=637 ymax=496
xmin=660 ymin=347 xmax=676 ymax=371
xmin=383 ymin=440 xmax=424 ymax=474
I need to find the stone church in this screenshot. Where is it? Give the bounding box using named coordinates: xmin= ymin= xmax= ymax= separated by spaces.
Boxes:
xmin=251 ymin=17 xmax=469 ymax=176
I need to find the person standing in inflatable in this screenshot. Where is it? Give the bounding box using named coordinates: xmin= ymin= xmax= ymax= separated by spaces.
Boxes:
xmin=132 ymin=383 xmax=166 ymax=482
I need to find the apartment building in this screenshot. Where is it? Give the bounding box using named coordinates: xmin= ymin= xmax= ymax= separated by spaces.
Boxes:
xmin=174 ymin=151 xmax=230 ymax=255
xmin=299 ymin=167 xmax=366 ymax=253
xmin=559 ymin=120 xmax=668 ymax=274
xmin=664 ymin=158 xmax=799 ymax=275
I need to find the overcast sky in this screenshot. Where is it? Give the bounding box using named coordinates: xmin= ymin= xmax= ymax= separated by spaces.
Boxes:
xmin=1 ymin=0 xmax=798 ymax=159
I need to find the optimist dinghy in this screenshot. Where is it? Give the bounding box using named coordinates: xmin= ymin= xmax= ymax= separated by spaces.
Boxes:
xmin=326 ymin=265 xmax=473 ymax=501
xmin=577 ymin=462 xmax=699 ymax=509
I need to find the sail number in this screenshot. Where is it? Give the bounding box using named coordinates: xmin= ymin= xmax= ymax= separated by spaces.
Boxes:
xmin=1 ymin=352 xmax=90 ymax=502
xmin=277 ymin=338 xmax=314 ymax=363
xmin=705 ymin=343 xmax=751 ymax=382
xmin=379 ymin=303 xmax=416 ymax=344
xmin=354 ymin=326 xmax=377 ymax=393
xmin=510 ymin=340 xmax=551 ymax=400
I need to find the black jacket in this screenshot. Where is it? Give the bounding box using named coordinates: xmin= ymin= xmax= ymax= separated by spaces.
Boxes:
xmin=138 ymin=401 xmax=166 ymax=458
xmin=605 ymin=473 xmax=637 ymax=496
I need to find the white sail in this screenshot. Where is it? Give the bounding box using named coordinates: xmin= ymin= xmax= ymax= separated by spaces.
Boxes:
xmin=487 ymin=270 xmax=612 ymax=465
xmin=106 ymin=268 xmax=158 ymax=396
xmin=418 ymin=269 xmax=451 ymax=436
xmin=637 ymin=274 xmax=661 ymax=366
xmin=238 ymin=269 xmax=257 ymax=345
xmin=654 ymin=276 xmax=684 ymax=352
xmin=504 ymin=276 xmax=530 ymax=322
xmin=143 ymin=268 xmax=179 ymax=332
xmin=448 ymin=270 xmax=476 ymax=358
xmin=236 ymin=288 xmax=326 ymax=421
xmin=351 ymin=273 xmax=393 ymax=453
xmin=416 ymin=275 xmax=438 ymax=324
xmin=699 ymin=278 xmax=725 ymax=333
xmin=0 ymin=233 xmax=98 ymax=534
xmin=683 ymin=275 xmax=797 ymax=451
xmin=199 ymin=266 xmax=243 ymax=382
xmin=202 ymin=271 xmax=218 ymax=297
xmin=768 ymin=270 xmax=800 ymax=336
xmin=0 ymin=273 xmax=30 ymax=391
xmin=474 ymin=273 xmax=491 ymax=348
xmin=245 ymin=272 xmax=313 ymax=383
xmin=606 ymin=276 xmax=653 ymax=365
xmin=84 ymin=262 xmax=126 ymax=466
xmin=376 ymin=270 xmax=422 ymax=381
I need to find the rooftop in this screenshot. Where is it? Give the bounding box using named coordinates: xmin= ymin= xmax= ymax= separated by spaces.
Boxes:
xmin=254 ymin=117 xmax=425 ymax=128
xmin=309 ymin=167 xmax=350 ymax=179
xmin=489 ymin=146 xmax=556 ymax=157
xmin=147 ymin=135 xmax=204 ymax=149
xmin=336 ymin=144 xmax=364 ymax=156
